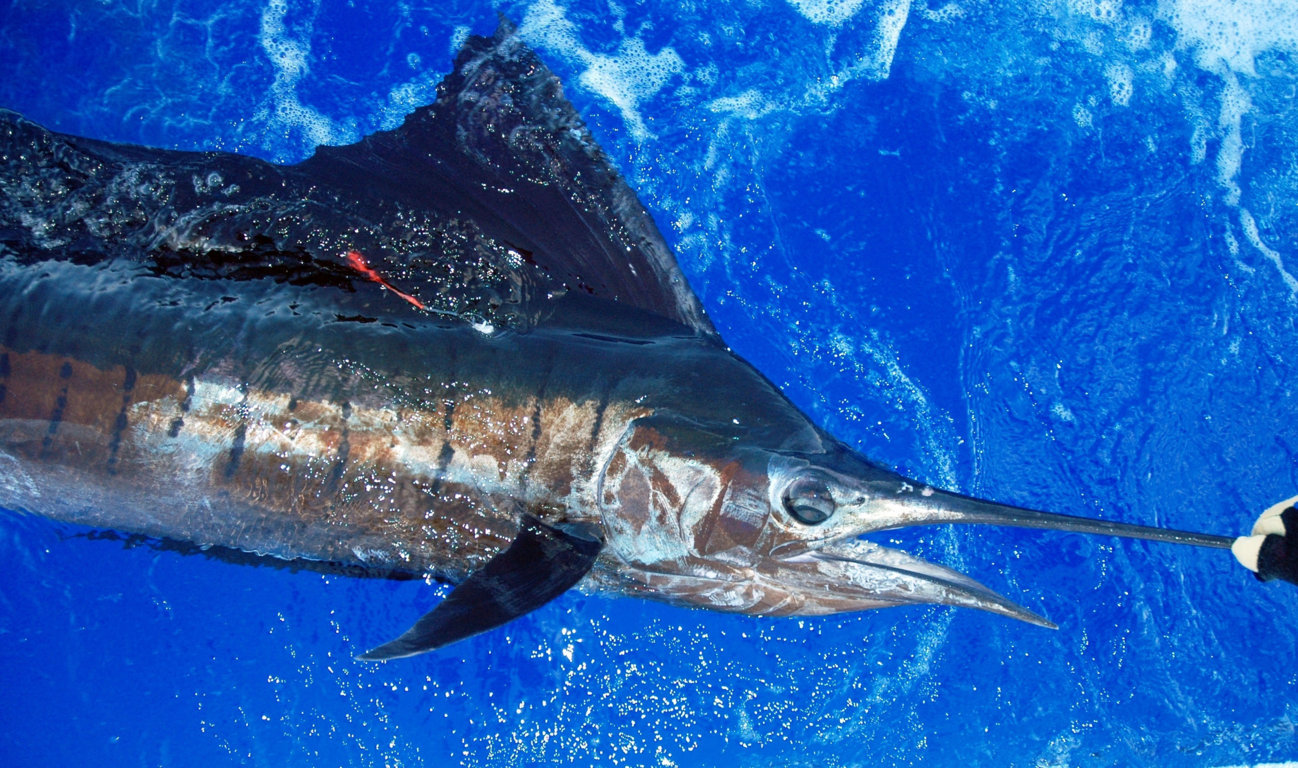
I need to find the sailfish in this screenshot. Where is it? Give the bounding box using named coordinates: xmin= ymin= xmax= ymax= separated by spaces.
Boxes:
xmin=0 ymin=23 xmax=1291 ymax=660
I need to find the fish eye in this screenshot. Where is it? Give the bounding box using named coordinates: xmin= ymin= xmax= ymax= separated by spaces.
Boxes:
xmin=781 ymin=475 xmax=836 ymax=525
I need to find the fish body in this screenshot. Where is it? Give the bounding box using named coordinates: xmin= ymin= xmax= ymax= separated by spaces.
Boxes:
xmin=0 ymin=248 xmax=795 ymax=585
xmin=0 ymin=23 xmax=1237 ymax=657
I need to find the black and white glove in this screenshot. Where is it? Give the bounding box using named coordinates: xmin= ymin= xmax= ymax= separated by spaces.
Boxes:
xmin=1233 ymin=494 xmax=1298 ymax=585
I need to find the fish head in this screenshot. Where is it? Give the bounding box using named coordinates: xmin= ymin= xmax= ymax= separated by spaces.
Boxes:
xmin=597 ymin=412 xmax=1053 ymax=626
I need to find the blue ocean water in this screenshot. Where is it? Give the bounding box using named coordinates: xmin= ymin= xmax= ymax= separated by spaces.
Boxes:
xmin=1 ymin=0 xmax=1297 ymax=765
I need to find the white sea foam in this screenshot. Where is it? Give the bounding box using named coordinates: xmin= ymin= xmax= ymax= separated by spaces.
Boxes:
xmin=254 ymin=0 xmax=345 ymax=158
xmin=1160 ymin=0 xmax=1298 ymax=77
xmin=1154 ymin=0 xmax=1298 ymax=291
xmin=919 ymin=2 xmax=965 ymax=23
xmin=802 ymin=0 xmax=912 ymax=89
xmin=384 ymin=78 xmax=438 ymax=117
xmin=1073 ymin=102 xmax=1095 ymax=128
xmin=520 ymin=0 xmax=684 ymax=141
xmin=1240 ymin=209 xmax=1298 ymax=293
xmin=1068 ymin=0 xmax=1122 ymax=25
xmin=870 ymin=0 xmax=912 ymax=79
xmin=706 ymin=89 xmax=775 ymax=120
xmin=524 ymin=0 xmax=913 ymax=146
xmin=576 ymin=38 xmax=685 ymax=139
xmin=868 ymin=0 xmax=1298 ymax=294
xmin=785 ymin=0 xmax=868 ymax=27
xmin=450 ymin=24 xmax=471 ymax=53
xmin=1104 ymin=62 xmax=1133 ymax=106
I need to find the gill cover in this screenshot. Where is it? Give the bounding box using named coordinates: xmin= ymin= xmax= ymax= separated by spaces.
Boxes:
xmin=599 ymin=414 xmax=772 ymax=570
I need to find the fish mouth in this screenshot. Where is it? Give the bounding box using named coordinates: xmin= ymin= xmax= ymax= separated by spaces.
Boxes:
xmin=757 ymin=465 xmax=1236 ymax=626
xmin=769 ymin=538 xmax=1056 ymax=628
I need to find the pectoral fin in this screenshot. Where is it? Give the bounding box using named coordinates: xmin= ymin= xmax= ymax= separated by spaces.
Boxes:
xmin=357 ymin=514 xmax=603 ymax=661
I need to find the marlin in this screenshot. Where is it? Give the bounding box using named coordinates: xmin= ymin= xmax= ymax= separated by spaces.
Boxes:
xmin=0 ymin=24 xmax=1291 ymax=660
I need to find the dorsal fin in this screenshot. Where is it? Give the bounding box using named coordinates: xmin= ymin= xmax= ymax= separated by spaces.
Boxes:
xmin=300 ymin=21 xmax=715 ymax=337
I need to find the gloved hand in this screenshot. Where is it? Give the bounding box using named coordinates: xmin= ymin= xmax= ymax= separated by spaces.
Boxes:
xmin=1233 ymin=494 xmax=1298 ymax=584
